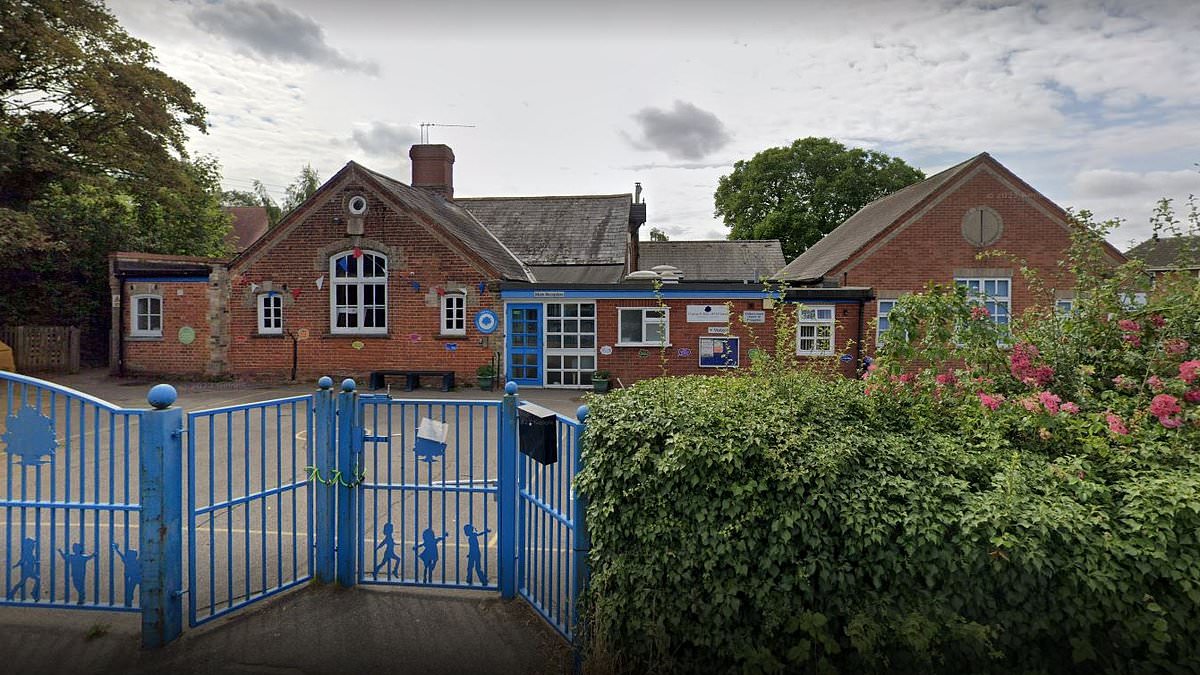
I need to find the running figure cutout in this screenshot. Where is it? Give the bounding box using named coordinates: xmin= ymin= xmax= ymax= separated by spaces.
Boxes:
xmin=111 ymin=543 xmax=141 ymax=606
xmin=413 ymin=527 xmax=447 ymax=583
xmin=58 ymin=543 xmax=94 ymax=604
xmin=464 ymin=524 xmax=491 ymax=586
xmin=373 ymin=522 xmax=402 ymax=579
xmin=8 ymin=537 xmax=41 ymax=600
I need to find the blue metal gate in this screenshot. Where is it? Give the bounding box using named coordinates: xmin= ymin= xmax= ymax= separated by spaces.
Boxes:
xmin=3 ymin=372 xmax=590 ymax=648
xmin=185 ymin=393 xmax=316 ymax=626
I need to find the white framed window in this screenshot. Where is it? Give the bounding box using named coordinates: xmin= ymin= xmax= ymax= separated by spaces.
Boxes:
xmin=956 ymin=277 xmax=1011 ymax=326
xmin=130 ymin=294 xmax=162 ymax=338
xmin=441 ymin=292 xmax=466 ymax=336
xmin=258 ymin=293 xmax=283 ymax=335
xmin=1055 ymin=298 xmax=1074 ymax=315
xmin=330 ymin=251 xmax=387 ymax=334
xmin=545 ymin=302 xmax=597 ymax=387
xmin=617 ymin=307 xmax=669 ymax=346
xmin=876 ymin=299 xmax=896 ymax=346
xmin=796 ymin=306 xmax=835 ymax=356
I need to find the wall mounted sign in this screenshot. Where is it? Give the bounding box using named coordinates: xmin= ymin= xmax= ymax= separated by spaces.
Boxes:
xmin=351 ymin=341 xmax=365 ymax=350
xmin=686 ymin=304 xmax=729 ymax=323
xmin=698 ymin=336 xmax=739 ymax=368
xmin=474 ymin=309 xmax=498 ymax=334
xmin=840 ymin=353 xmax=853 ymax=363
xmin=742 ymin=310 xmax=766 ymax=324
xmin=297 ymin=328 xmax=310 ymax=341
xmin=533 ymin=291 xmax=565 ymax=298
xmin=445 ymin=343 xmax=458 ymax=351
xmin=178 ymin=326 xmax=196 ymax=345
xmin=707 ymin=326 xmax=729 ymax=335
xmin=599 ymin=345 xmax=613 ymax=356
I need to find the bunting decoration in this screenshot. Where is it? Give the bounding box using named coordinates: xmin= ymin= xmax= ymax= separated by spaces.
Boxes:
xmin=315 ymin=275 xmax=324 ymax=290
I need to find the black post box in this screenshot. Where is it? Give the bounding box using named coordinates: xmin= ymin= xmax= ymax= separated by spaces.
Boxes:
xmin=518 ymin=402 xmax=558 ymax=464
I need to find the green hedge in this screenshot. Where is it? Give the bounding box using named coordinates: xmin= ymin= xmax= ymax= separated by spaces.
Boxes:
xmin=576 ymin=374 xmax=1200 ymax=674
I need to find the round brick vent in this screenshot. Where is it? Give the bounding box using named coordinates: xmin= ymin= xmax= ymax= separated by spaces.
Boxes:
xmin=962 ymin=206 xmax=1002 ymax=246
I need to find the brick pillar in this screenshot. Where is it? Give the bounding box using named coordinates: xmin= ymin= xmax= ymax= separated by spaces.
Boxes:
xmin=206 ymin=267 xmax=230 ymax=377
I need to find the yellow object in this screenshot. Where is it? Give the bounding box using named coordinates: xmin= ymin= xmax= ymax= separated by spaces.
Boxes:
xmin=0 ymin=340 xmax=13 ymax=372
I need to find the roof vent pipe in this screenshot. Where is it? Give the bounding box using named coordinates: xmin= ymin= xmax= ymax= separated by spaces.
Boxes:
xmin=634 ymin=182 xmax=643 ymax=204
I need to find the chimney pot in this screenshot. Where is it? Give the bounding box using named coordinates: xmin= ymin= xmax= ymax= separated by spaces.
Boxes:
xmin=410 ymin=144 xmax=455 ymax=199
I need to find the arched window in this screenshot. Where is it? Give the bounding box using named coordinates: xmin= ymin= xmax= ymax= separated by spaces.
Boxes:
xmin=330 ymin=250 xmax=387 ymax=334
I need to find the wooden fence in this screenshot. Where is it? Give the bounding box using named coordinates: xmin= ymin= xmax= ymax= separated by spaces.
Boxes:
xmin=0 ymin=326 xmax=81 ymax=373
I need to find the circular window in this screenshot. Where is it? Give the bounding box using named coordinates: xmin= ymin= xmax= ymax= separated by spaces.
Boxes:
xmin=347 ymin=195 xmax=368 ymax=216
xmin=962 ymin=207 xmax=1002 ymax=247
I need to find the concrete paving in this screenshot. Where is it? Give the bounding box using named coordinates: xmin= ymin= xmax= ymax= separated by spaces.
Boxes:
xmin=0 ymin=584 xmax=571 ymax=674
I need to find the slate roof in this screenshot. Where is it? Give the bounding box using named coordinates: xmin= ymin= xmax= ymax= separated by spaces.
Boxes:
xmin=223 ymin=206 xmax=269 ymax=252
xmin=638 ymin=240 xmax=786 ymax=281
xmin=456 ymin=195 xmax=632 ymax=266
xmin=1125 ymin=235 xmax=1200 ymax=270
xmin=774 ymin=154 xmax=985 ymax=282
xmin=527 ymin=265 xmax=626 ymax=284
xmin=357 ymin=165 xmax=533 ymax=281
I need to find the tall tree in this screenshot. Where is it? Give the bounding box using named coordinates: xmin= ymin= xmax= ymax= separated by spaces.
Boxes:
xmin=282 ymin=164 xmax=320 ymax=214
xmin=0 ymin=0 xmax=208 ymax=209
xmin=648 ymin=227 xmax=669 ymax=242
xmin=0 ymin=0 xmax=227 ymax=362
xmin=714 ymin=138 xmax=925 ymax=259
xmin=223 ymin=179 xmax=283 ymax=227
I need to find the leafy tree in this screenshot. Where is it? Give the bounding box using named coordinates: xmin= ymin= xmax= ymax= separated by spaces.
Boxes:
xmin=282 ymin=164 xmax=320 ymax=214
xmin=647 ymin=227 xmax=669 ymax=242
xmin=714 ymin=137 xmax=925 ymax=259
xmin=0 ymin=0 xmax=207 ymax=210
xmin=0 ymin=0 xmax=228 ymax=362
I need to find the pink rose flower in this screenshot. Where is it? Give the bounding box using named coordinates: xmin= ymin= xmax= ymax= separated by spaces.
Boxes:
xmin=1159 ymin=417 xmax=1182 ymax=429
xmin=1123 ymin=334 xmax=1142 ymax=347
xmin=970 ymin=306 xmax=990 ymax=320
xmin=899 ymin=373 xmax=916 ymax=384
xmin=1181 ymin=360 xmax=1200 ymax=385
xmin=1164 ymin=339 xmax=1190 ymax=356
xmin=1061 ymin=402 xmax=1080 ymax=414
xmin=1113 ymin=375 xmax=1136 ymax=391
xmin=1150 ymin=314 xmax=1166 ymax=328
xmin=1009 ymin=343 xmax=1053 ymax=388
xmin=978 ymin=392 xmax=1004 ymax=411
xmin=1117 ymin=319 xmax=1140 ymax=332
xmin=1021 ymin=397 xmax=1040 ymax=413
xmin=936 ymin=372 xmax=957 ymax=387
xmin=1038 ymin=390 xmax=1061 ymax=414
xmin=1106 ymin=412 xmax=1129 ymax=435
xmin=1147 ymin=375 xmax=1165 ymax=391
xmin=1149 ymin=394 xmax=1182 ymax=419
xmin=1185 ymin=390 xmax=1200 ymax=404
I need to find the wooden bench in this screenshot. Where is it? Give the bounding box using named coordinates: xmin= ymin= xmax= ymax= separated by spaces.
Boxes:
xmin=369 ymin=370 xmax=455 ymax=392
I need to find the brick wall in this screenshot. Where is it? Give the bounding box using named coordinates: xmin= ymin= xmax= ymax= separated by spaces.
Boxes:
xmin=226 ymin=180 xmax=501 ymax=384
xmin=121 ymin=280 xmax=213 ymax=377
xmin=836 ymin=165 xmax=1079 ymax=359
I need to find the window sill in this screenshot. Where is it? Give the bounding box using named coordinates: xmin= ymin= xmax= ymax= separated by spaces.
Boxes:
xmin=322 ymin=333 xmax=390 ymax=339
xmin=253 ymin=333 xmax=285 ymax=339
xmin=436 ymin=333 xmax=467 ymax=339
xmin=127 ymin=335 xmax=163 ymax=341
xmin=615 ymin=343 xmax=672 ymax=348
xmin=795 ymin=352 xmax=835 ymax=358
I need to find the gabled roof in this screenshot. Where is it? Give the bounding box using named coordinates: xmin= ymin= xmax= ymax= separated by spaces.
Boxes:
xmin=457 ymin=195 xmax=632 ymax=265
xmin=638 ymin=240 xmax=786 ymax=281
xmin=1126 ymin=234 xmax=1200 ymax=270
xmin=527 ymin=265 xmax=626 ymax=284
xmin=356 ymin=166 xmax=533 ymax=281
xmin=775 ymin=154 xmax=983 ymax=282
xmin=223 ymin=206 xmax=269 ymax=252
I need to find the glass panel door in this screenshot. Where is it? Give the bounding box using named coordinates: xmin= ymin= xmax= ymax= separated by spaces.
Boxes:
xmin=506 ymin=304 xmax=541 ymax=386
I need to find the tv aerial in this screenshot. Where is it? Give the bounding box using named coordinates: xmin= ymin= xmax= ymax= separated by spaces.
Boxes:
xmin=419 ymin=122 xmax=476 ymax=144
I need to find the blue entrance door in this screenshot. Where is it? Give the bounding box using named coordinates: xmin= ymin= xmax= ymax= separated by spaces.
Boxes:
xmin=506 ymin=304 xmax=541 ymax=386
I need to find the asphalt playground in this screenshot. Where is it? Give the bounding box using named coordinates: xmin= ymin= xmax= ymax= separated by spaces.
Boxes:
xmin=0 ymin=369 xmax=586 ymax=674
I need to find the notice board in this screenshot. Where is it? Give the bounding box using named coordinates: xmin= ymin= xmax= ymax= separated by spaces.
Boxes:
xmin=698 ymin=336 xmax=739 ymax=368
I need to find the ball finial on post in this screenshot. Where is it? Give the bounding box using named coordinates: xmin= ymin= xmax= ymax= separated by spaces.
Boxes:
xmin=576 ymin=405 xmax=589 ymax=422
xmin=317 ymin=376 xmax=333 ymax=389
xmin=147 ymin=384 xmax=177 ymax=410
xmin=504 ymin=381 xmax=518 ymax=395
xmin=341 ymin=378 xmax=356 ymax=392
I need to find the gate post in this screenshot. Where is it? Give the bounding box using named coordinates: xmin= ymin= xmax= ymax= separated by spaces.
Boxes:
xmin=571 ymin=405 xmax=591 ymax=642
xmin=139 ymin=384 xmax=183 ymax=649
xmin=314 ymin=377 xmax=336 ymax=584
xmin=335 ymin=378 xmax=360 ymax=587
xmin=498 ymin=381 xmax=519 ymax=599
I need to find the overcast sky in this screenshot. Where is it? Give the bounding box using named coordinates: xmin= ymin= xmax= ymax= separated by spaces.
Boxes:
xmin=109 ymin=0 xmax=1200 ymax=251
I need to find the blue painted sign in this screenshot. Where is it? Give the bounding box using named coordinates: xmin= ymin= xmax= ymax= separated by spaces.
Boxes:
xmin=474 ymin=309 xmax=498 ymax=334
xmin=840 ymin=354 xmax=853 ymax=363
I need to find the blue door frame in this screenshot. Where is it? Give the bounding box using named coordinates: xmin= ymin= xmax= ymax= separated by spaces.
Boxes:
xmin=506 ymin=303 xmax=542 ymax=387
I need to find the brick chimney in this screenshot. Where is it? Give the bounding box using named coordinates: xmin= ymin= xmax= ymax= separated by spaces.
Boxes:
xmin=410 ymin=144 xmax=455 ymax=199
